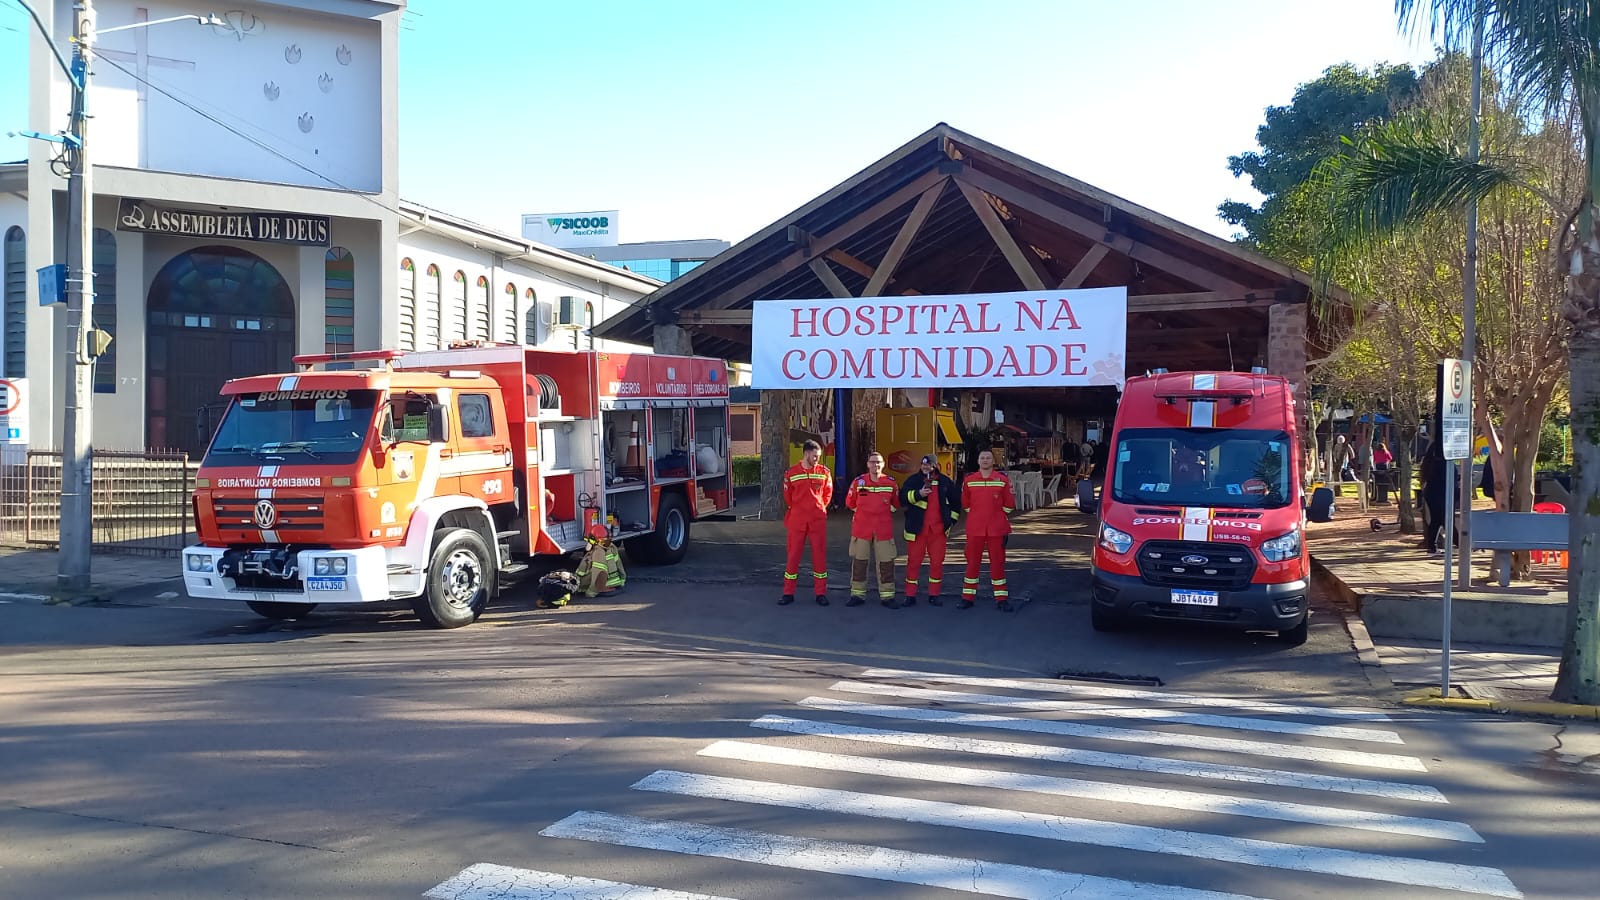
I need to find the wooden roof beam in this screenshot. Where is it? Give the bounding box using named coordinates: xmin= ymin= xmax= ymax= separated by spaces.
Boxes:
xmin=954 ymin=169 xmax=1249 ymax=294
xmin=695 ymin=170 xmax=951 ymax=311
xmin=955 ymin=178 xmax=1048 ymax=291
xmin=808 ymin=258 xmax=852 ymax=298
xmin=864 ymin=181 xmax=944 ymax=297
xmin=1059 ymin=244 xmax=1109 ymax=289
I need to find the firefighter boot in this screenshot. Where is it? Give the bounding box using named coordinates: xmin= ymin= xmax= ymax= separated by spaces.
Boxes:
xmin=848 ymin=558 xmax=869 ymax=606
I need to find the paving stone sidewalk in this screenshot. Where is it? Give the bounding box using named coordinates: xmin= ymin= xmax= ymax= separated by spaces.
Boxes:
xmin=0 ymin=546 xmax=184 ymax=601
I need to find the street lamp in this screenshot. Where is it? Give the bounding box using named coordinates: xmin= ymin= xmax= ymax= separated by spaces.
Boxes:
xmin=14 ymin=0 xmax=216 ymax=598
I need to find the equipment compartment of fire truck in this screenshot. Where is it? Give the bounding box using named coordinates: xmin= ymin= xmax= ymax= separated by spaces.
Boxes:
xmin=181 ymin=343 xmax=733 ymax=628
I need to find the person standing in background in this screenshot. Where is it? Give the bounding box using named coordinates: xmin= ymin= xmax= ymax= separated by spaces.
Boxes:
xmin=961 ymin=450 xmax=1016 ymax=611
xmin=845 ymin=451 xmax=901 ymax=608
xmin=902 ymin=455 xmax=960 ymax=607
xmin=781 ymin=440 xmax=832 ymax=606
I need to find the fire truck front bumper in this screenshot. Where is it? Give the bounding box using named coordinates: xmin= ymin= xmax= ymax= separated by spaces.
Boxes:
xmin=1090 ymin=570 xmax=1308 ymax=632
xmin=182 ymin=545 xmax=393 ymax=604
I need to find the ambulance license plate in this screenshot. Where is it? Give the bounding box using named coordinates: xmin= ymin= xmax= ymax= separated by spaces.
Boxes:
xmin=1171 ymin=589 xmax=1219 ymax=606
xmin=306 ymin=576 xmax=347 ymax=592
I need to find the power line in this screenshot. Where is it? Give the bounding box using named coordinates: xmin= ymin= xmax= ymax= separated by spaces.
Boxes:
xmin=92 ymin=52 xmax=646 ymax=300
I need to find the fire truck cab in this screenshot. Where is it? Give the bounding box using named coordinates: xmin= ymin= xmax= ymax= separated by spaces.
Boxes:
xmin=181 ymin=343 xmax=733 ymax=627
xmin=1089 ymin=370 xmax=1310 ymax=644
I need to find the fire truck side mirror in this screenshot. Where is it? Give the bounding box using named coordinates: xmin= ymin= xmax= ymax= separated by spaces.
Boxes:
xmin=427 ymin=404 xmax=449 ymax=443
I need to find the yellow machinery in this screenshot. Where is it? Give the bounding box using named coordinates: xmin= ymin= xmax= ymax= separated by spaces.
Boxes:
xmin=875 ymin=407 xmax=962 ymax=486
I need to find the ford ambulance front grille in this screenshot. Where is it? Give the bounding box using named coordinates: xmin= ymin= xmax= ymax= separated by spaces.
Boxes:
xmin=1136 ymin=540 xmax=1255 ymax=590
xmin=212 ymin=495 xmax=327 ymax=531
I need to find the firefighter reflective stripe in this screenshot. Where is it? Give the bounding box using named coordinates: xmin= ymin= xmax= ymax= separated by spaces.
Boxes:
xmin=994 ymin=578 xmax=1009 ymax=598
xmin=789 ymin=472 xmax=829 ymax=481
xmin=784 ymin=572 xmax=800 ymax=580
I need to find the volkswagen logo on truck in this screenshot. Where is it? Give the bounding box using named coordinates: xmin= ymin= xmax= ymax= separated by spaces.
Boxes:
xmin=253 ymin=500 xmax=277 ymax=529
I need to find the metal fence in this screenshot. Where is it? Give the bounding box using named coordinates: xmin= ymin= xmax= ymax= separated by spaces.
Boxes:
xmin=0 ymin=448 xmax=197 ymax=557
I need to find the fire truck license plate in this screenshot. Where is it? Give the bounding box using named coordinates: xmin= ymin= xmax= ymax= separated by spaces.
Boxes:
xmin=306 ymin=576 xmax=347 ymax=592
xmin=1171 ymin=589 xmax=1219 ymax=606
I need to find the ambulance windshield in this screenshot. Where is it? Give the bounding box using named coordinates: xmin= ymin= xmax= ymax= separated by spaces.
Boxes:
xmin=1110 ymin=428 xmax=1291 ymax=509
xmin=204 ymin=390 xmax=379 ymax=467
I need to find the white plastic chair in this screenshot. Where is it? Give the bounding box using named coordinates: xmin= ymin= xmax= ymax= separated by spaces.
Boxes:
xmin=1019 ymin=471 xmax=1043 ymax=511
xmin=1040 ymin=472 xmax=1063 ymax=505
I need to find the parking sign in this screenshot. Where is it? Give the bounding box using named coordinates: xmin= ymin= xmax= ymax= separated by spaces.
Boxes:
xmin=1440 ymin=358 xmax=1471 ymax=460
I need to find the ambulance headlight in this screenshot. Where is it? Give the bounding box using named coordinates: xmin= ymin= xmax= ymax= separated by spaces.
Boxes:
xmin=1098 ymin=523 xmax=1134 ymax=555
xmin=1262 ymin=528 xmax=1301 ymax=562
xmin=185 ymin=553 xmax=214 ymax=572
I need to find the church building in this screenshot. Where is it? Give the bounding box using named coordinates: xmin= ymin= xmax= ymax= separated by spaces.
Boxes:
xmin=0 ymin=0 xmax=657 ymax=456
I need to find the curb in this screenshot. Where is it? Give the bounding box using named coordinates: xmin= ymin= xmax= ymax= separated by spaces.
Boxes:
xmin=1339 ymin=610 xmax=1394 ymax=694
xmin=1403 ymin=687 xmax=1600 ymax=720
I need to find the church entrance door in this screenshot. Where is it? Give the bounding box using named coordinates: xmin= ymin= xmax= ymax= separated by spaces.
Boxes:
xmin=146 ymin=246 xmax=295 ymax=455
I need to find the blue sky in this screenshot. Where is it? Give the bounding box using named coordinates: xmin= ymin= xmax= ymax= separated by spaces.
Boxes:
xmin=1 ymin=0 xmax=1438 ymax=244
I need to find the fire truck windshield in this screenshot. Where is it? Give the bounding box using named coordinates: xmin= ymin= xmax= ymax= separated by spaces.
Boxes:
xmin=1110 ymin=428 xmax=1291 ymax=509
xmin=203 ymin=390 xmax=379 ymax=467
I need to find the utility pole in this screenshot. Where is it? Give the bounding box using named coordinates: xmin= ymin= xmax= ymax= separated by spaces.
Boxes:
xmin=1456 ymin=13 xmax=1483 ymax=590
xmin=58 ymin=0 xmax=96 ymax=598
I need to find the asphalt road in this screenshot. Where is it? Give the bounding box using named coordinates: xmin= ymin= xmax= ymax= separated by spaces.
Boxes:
xmin=3 ymin=516 xmax=1598 ymax=899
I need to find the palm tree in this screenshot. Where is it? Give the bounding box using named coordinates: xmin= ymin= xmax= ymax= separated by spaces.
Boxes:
xmin=1323 ymin=1 xmax=1598 ymax=704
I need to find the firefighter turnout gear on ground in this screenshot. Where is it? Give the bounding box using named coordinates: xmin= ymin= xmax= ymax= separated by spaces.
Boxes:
xmin=961 ymin=468 xmax=1016 ymax=607
xmin=576 ymin=533 xmax=626 ymax=598
xmin=782 ymin=461 xmax=833 ymax=603
xmin=902 ymin=462 xmax=960 ymax=606
xmin=846 ymin=472 xmax=900 ymax=605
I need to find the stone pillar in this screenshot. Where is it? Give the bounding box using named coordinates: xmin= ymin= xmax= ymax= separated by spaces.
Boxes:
xmin=759 ymin=389 xmax=792 ymax=520
xmin=653 ymin=323 xmax=694 ymax=355
xmin=1267 ymin=302 xmax=1308 ymax=402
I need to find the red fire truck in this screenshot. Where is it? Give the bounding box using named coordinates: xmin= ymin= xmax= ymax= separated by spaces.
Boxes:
xmin=1089 ymin=370 xmax=1310 ymax=644
xmin=181 ymin=343 xmax=734 ymax=627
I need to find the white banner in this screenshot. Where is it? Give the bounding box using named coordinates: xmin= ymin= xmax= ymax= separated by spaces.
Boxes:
xmin=751 ymin=288 xmax=1127 ymax=389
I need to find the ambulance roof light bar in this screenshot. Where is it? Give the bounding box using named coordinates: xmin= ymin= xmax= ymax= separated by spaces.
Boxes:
xmin=293 ymin=349 xmax=405 ymax=371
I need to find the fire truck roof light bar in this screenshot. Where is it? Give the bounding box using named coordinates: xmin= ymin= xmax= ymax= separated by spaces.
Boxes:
xmin=294 ymin=349 xmax=406 ymax=371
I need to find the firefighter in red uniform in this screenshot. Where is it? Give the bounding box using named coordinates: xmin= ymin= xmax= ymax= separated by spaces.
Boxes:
xmin=902 ymin=455 xmax=960 ymax=606
xmin=845 ymin=451 xmax=901 ymax=607
xmin=781 ymin=439 xmax=833 ymax=606
xmin=961 ymin=449 xmax=1016 ymax=610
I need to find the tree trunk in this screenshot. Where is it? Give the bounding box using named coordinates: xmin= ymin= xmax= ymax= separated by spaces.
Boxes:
xmin=758 ymin=390 xmax=793 ymax=521
xmin=1395 ymin=425 xmax=1418 ymax=533
xmin=1554 ymin=258 xmax=1600 ymax=704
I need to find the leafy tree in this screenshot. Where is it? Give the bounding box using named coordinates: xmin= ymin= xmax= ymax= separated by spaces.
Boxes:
xmin=1319 ymin=1 xmax=1600 ymax=705
xmin=1221 ymin=63 xmax=1420 ymax=254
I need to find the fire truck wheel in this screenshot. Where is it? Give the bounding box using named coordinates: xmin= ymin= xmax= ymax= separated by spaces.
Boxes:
xmin=415 ymin=527 xmax=491 ymax=628
xmin=634 ymin=493 xmax=691 ymax=565
xmin=245 ymin=601 xmax=319 ymax=621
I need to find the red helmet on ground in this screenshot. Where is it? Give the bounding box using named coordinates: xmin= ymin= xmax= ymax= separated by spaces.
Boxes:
xmin=586 ymin=523 xmax=609 ymax=542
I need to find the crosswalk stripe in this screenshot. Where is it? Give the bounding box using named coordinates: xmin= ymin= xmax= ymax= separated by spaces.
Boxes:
xmin=751 ymin=714 xmax=1448 ymax=803
xmin=541 ymin=810 xmax=1272 ymax=900
xmin=860 ymin=668 xmax=1393 ymax=721
xmin=830 ymin=681 xmax=1405 ymax=744
xmin=424 ymin=863 xmax=733 ymax=899
xmin=799 ymin=696 xmax=1429 ymax=772
xmin=634 ymin=771 xmax=1521 ymax=898
xmin=698 ymin=740 xmax=1480 ymax=843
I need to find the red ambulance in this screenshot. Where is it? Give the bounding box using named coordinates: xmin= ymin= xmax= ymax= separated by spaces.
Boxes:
xmin=1089 ymin=370 xmax=1310 ymax=644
